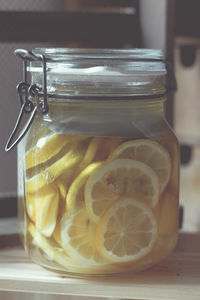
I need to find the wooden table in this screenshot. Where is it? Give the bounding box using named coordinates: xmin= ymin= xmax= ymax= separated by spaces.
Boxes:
xmin=0 ymin=218 xmax=200 ymax=300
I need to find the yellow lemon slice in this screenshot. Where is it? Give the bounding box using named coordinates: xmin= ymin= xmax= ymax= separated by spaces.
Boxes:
xmin=60 ymin=208 xmax=107 ymax=265
xmin=29 ymin=222 xmax=119 ymax=274
xmin=26 ymin=148 xmax=82 ymax=193
xmin=56 ymin=179 xmax=68 ymax=202
xmin=26 ymin=194 xmax=36 ymax=224
xmin=78 ymin=138 xmax=101 ymax=170
xmin=53 ymin=222 xmax=62 ymax=246
xmin=96 ymin=198 xmax=157 ymax=263
xmin=26 ymin=183 xmax=59 ymax=237
xmin=85 ymin=158 xmax=159 ymax=222
xmin=28 ymin=222 xmax=78 ymax=267
xmin=55 ymin=176 xmax=71 ymax=221
xmin=67 ymin=162 xmax=102 ymax=211
xmin=56 ymin=162 xmax=81 ymax=203
xmin=108 ymin=139 xmax=171 ymax=193
xmin=26 ymin=133 xmax=70 ymax=169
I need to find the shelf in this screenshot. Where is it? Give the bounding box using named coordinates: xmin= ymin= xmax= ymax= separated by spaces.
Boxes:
xmin=0 ymin=11 xmax=140 ymax=46
xmin=0 ymin=218 xmax=200 ymax=300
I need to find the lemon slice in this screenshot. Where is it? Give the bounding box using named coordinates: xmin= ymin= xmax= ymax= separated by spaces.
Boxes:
xmin=55 ymin=173 xmax=73 ymax=220
xmin=26 ymin=194 xmax=36 ymax=223
xmin=55 ymin=179 xmax=67 ymax=222
xmin=109 ymin=139 xmax=171 ymax=193
xmin=67 ymin=162 xmax=102 ymax=211
xmin=26 ymin=134 xmax=70 ymax=169
xmin=53 ymin=222 xmax=62 ymax=246
xmin=29 ymin=222 xmax=118 ymax=274
xmin=26 ymin=183 xmax=59 ymax=237
xmin=28 ymin=222 xmax=78 ymax=267
xmin=60 ymin=208 xmax=107 ymax=265
xmin=56 ymin=178 xmax=68 ymax=202
xmin=96 ymin=198 xmax=157 ymax=263
xmin=26 ymin=148 xmax=82 ymax=193
xmin=78 ymin=138 xmax=101 ymax=170
xmin=56 ymin=162 xmax=81 ymax=203
xmin=85 ymin=159 xmax=159 ymax=222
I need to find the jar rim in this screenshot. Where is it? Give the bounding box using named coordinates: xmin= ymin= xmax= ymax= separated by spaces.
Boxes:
xmin=29 ymin=48 xmax=167 ymax=97
xmin=30 ymin=48 xmax=167 ymax=77
xmin=32 ymin=48 xmax=165 ymax=62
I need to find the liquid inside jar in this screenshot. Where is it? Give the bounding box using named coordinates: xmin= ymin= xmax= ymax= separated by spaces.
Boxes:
xmin=22 ymin=124 xmax=179 ymax=275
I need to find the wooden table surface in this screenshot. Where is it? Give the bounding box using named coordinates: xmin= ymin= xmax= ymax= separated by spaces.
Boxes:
xmin=0 ymin=218 xmax=200 ymax=300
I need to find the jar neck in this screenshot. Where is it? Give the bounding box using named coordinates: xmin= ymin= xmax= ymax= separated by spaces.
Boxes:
xmin=45 ymin=96 xmax=166 ymax=118
xmin=40 ymin=97 xmax=167 ymax=138
xmin=31 ymin=71 xmax=166 ymax=98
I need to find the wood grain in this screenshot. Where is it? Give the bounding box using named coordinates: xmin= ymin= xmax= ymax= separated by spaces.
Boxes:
xmin=0 ymin=219 xmax=200 ymax=300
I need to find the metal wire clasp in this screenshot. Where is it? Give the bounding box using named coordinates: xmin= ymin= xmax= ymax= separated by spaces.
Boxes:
xmin=5 ymin=49 xmax=49 ymax=152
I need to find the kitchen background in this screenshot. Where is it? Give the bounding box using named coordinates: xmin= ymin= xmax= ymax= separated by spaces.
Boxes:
xmin=0 ymin=0 xmax=200 ymax=299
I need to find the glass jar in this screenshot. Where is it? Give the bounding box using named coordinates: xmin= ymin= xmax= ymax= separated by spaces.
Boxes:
xmin=14 ymin=48 xmax=179 ymax=276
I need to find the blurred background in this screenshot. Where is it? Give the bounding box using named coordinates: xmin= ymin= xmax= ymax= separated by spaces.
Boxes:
xmin=0 ymin=0 xmax=200 ymax=234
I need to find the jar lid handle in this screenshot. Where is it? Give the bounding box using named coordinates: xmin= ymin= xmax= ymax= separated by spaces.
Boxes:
xmin=5 ymin=101 xmax=37 ymax=152
xmin=5 ymin=50 xmax=49 ymax=152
